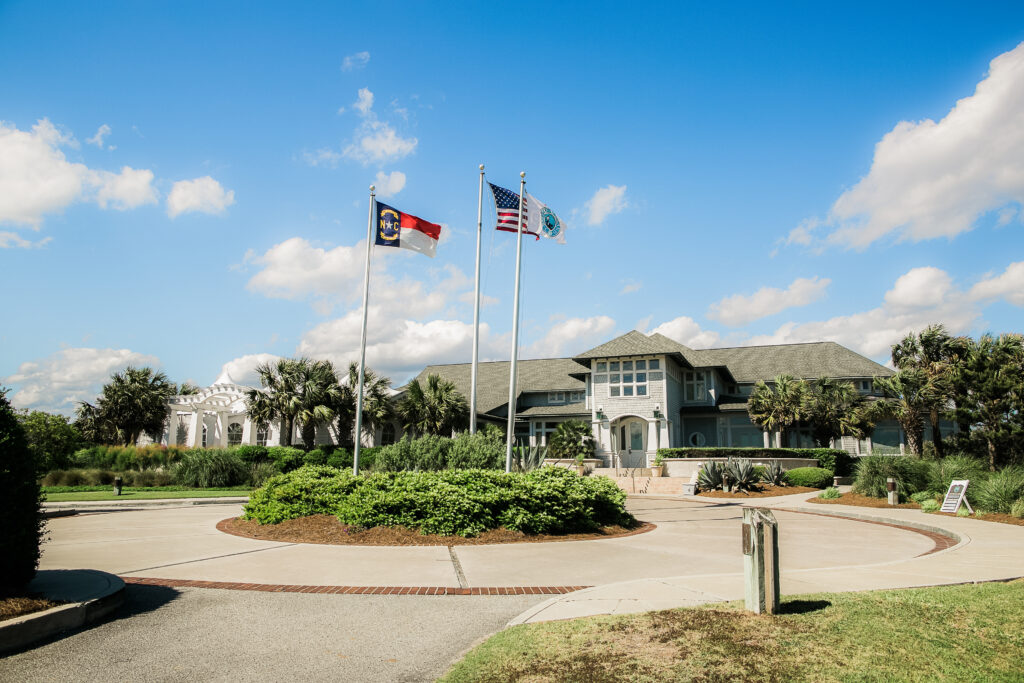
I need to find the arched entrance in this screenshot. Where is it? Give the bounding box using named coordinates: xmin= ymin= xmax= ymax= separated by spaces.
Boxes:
xmin=612 ymin=416 xmax=648 ymax=468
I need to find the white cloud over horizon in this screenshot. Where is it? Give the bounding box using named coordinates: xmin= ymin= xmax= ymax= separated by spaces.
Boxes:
xmin=584 ymin=184 xmax=628 ymax=226
xmin=341 ymin=51 xmax=370 ymax=71
xmin=343 ymin=87 xmax=418 ymax=165
xmin=166 ymin=176 xmax=235 ymax=218
xmin=526 ymin=316 xmax=616 ymax=358
xmin=789 ymin=41 xmax=1024 ymax=250
xmin=215 ymin=352 xmax=284 ymax=386
xmin=708 ymin=276 xmax=831 ymax=326
xmin=374 ymin=170 xmax=406 ymax=198
xmin=4 ymin=347 xmax=160 ymax=414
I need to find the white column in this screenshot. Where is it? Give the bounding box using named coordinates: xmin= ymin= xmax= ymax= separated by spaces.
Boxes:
xmin=241 ymin=418 xmax=252 ymax=445
xmin=190 ymin=410 xmax=204 ymax=447
xmin=216 ymin=411 xmax=227 ymax=447
xmin=763 ymin=430 xmax=770 ymax=448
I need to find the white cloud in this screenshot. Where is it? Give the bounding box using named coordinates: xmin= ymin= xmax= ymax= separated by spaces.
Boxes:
xmin=0 ymin=231 xmax=51 ymax=249
xmin=95 ymin=167 xmax=158 ymax=210
xmin=584 ymin=184 xmax=628 ymax=226
xmin=4 ymin=347 xmax=159 ymax=414
xmin=969 ymin=260 xmax=1024 ymax=306
xmin=708 ymin=276 xmax=831 ymax=326
xmin=166 ymin=176 xmax=235 ymax=218
xmin=342 ymin=88 xmax=417 ymax=165
xmin=650 ymin=316 xmax=722 ymax=349
xmin=86 ymin=124 xmax=111 ymax=148
xmin=374 ymin=170 xmax=406 ymax=198
xmin=883 ymin=267 xmax=952 ymax=310
xmin=620 ymin=280 xmax=642 ymax=295
xmin=215 ymin=353 xmax=284 ymax=386
xmin=526 ymin=316 xmax=616 ymax=358
xmin=458 ymin=291 xmax=498 ymax=307
xmin=341 ymin=51 xmax=370 ymax=71
xmin=799 ymin=41 xmax=1024 ymax=249
xmin=302 ymin=148 xmax=343 ymax=168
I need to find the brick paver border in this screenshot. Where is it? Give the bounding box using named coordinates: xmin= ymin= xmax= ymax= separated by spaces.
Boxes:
xmin=781 ymin=508 xmax=958 ymax=556
xmin=121 ymin=576 xmax=590 ymax=595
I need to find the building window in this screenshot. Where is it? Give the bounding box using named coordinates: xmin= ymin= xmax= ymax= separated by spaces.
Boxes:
xmin=256 ymin=425 xmax=269 ymax=447
xmin=684 ymin=371 xmax=708 ymax=402
xmin=227 ymin=422 xmax=243 ymax=447
xmin=857 ymin=380 xmax=872 ymax=393
xmin=608 ymin=359 xmax=648 ymax=397
xmin=688 ymin=431 xmax=706 ymax=446
xmin=596 ymin=362 xmax=607 ymax=372
xmin=382 ymin=423 xmax=396 ymax=445
xmin=548 ymin=391 xmax=565 ymax=403
xmin=201 ymin=424 xmax=208 ymax=448
xmin=534 ymin=421 xmax=558 ymax=446
xmin=569 ymin=391 xmax=584 ymax=402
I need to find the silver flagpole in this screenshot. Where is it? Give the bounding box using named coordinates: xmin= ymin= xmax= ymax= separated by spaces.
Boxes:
xmin=353 ymin=184 xmax=376 ymax=476
xmin=504 ymin=172 xmax=526 ymax=473
xmin=470 ymin=164 xmax=485 ymax=435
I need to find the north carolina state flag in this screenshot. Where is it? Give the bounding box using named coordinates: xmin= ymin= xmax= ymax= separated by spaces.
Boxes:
xmin=374 ymin=202 xmax=442 ymax=258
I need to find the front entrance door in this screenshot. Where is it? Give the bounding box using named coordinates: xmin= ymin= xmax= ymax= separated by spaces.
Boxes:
xmin=617 ymin=419 xmax=647 ymax=468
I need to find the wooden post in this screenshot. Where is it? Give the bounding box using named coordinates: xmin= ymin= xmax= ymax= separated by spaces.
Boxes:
xmin=743 ymin=507 xmax=780 ymax=614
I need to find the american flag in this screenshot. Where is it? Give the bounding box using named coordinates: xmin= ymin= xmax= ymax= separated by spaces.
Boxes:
xmin=489 ymin=182 xmax=538 ymax=239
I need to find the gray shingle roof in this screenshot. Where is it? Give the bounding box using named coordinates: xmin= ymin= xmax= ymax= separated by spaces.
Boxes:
xmin=407 ymin=358 xmax=585 ymax=417
xmin=516 ymin=403 xmax=590 ymax=418
xmin=698 ymin=341 xmax=892 ymax=383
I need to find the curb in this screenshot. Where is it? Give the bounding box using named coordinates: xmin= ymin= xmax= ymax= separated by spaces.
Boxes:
xmin=0 ymin=571 xmax=125 ymax=655
xmin=42 ymin=498 xmax=249 ymax=515
xmin=770 ymin=505 xmax=963 ymax=547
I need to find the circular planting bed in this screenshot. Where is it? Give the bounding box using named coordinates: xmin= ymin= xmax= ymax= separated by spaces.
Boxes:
xmin=218 ymin=514 xmax=654 ymax=546
xmin=698 ymin=485 xmax=819 ymax=499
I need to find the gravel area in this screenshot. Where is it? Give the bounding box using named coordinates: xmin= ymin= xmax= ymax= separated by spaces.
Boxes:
xmin=0 ymin=583 xmax=546 ymax=682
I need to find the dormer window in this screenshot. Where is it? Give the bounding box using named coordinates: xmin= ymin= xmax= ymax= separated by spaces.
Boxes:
xmin=548 ymin=391 xmax=566 ymax=403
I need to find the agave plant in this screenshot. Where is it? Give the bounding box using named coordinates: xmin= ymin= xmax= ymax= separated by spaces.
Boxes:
xmin=762 ymin=460 xmax=788 ymax=486
xmin=511 ymin=444 xmax=547 ymax=472
xmin=725 ymin=457 xmax=758 ymax=492
xmin=697 ymin=460 xmax=724 ymax=491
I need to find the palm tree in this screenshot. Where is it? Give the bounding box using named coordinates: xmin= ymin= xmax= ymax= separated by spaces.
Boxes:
xmin=802 ymin=377 xmax=873 ymax=447
xmin=94 ymin=366 xmax=175 ymax=445
xmin=399 ymin=374 xmax=468 ymax=437
xmin=873 ymin=369 xmax=934 ymax=457
xmin=73 ymin=401 xmax=118 ymax=445
xmin=747 ymin=374 xmax=807 ymax=447
xmin=336 ymin=362 xmax=393 ymax=447
xmin=547 ymin=419 xmax=595 ymax=460
xmin=246 ymin=358 xmax=302 ymax=447
xmin=891 ymin=324 xmax=969 ymax=457
xmin=174 ymin=381 xmax=200 ymax=396
xmin=293 ymin=360 xmax=343 ymax=449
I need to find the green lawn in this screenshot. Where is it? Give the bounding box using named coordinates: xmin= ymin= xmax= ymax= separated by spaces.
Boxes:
xmin=440 ymin=581 xmax=1024 ymax=682
xmin=44 ymin=487 xmax=252 ymax=502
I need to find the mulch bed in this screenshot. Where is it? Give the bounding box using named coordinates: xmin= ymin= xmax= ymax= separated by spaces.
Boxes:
xmin=218 ymin=515 xmax=655 ymax=546
xmin=807 ymin=493 xmax=1024 ymax=526
xmin=698 ymin=485 xmax=818 ymax=499
xmin=0 ymin=595 xmax=63 ymax=622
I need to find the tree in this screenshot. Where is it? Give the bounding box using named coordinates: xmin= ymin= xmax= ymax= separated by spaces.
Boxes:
xmin=873 ymin=369 xmax=933 ymax=457
xmin=0 ymin=387 xmax=44 ymax=591
xmin=16 ymin=410 xmax=84 ymax=471
xmin=890 ymin=324 xmax=969 ymax=457
xmin=547 ymin=419 xmax=596 ymax=460
xmin=82 ymin=366 xmax=174 ymax=446
xmin=293 ymin=360 xmax=343 ymax=449
xmin=336 ymin=362 xmax=393 ymax=447
xmin=955 ymin=333 xmax=1024 ymax=471
xmin=399 ymin=374 xmax=469 ymax=437
xmin=174 ymin=381 xmax=200 ymax=396
xmin=801 ymin=377 xmax=873 ymax=447
xmin=245 ymin=358 xmax=342 ymax=448
xmin=747 ymin=375 xmax=807 ymax=447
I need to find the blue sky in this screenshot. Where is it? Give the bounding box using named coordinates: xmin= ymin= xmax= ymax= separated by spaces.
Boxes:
xmin=3 ymin=1 xmax=1023 ymax=413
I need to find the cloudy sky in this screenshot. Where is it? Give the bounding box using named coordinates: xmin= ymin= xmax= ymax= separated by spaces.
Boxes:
xmin=3 ymin=2 xmax=1024 ymax=414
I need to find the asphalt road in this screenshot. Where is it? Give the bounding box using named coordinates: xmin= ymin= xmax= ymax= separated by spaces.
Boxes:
xmin=0 ymin=584 xmax=546 ymax=682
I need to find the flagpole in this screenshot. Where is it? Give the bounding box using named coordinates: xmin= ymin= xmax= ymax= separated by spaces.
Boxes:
xmin=470 ymin=164 xmax=485 ymax=435
xmin=353 ymin=184 xmax=376 ymax=476
xmin=504 ymin=171 xmax=526 ymax=473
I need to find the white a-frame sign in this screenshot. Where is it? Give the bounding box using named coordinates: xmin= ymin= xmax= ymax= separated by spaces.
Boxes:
xmin=940 ymin=480 xmax=973 ymax=514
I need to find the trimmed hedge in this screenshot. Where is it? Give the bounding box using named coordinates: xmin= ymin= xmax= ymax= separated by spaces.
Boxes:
xmin=1 ymin=390 xmax=44 ymax=590
xmin=243 ymin=465 xmax=635 ymax=537
xmin=784 ymin=467 xmax=834 ymax=489
xmin=373 ymin=431 xmax=504 ymax=472
xmin=655 ymin=447 xmax=852 ymax=476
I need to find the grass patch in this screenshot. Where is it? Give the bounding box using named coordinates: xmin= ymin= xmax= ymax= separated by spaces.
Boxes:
xmin=0 ymin=596 xmax=64 ymax=622
xmin=44 ymin=487 xmax=252 ymax=502
xmin=440 ymin=581 xmax=1024 ymax=682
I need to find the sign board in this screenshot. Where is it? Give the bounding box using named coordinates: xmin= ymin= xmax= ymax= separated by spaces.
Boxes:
xmin=940 ymin=479 xmax=973 ymax=514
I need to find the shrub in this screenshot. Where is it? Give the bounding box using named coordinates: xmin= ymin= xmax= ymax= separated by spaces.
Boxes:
xmin=1 ymin=389 xmax=44 ymax=590
xmin=374 ymin=435 xmax=454 ymax=472
xmin=786 ymin=467 xmax=834 ymax=489
xmin=910 ymin=491 xmax=938 ymax=504
xmin=853 ymin=456 xmax=930 ymax=499
xmin=724 ymin=458 xmax=758 ymax=492
xmin=356 ymin=446 xmax=381 ymax=470
xmin=927 ymin=455 xmax=988 ymax=503
xmin=266 ymin=446 xmax=304 ymax=473
xmin=172 ymin=450 xmax=249 ymax=488
xmin=972 ymin=468 xmax=1024 ymax=514
xmin=920 ymin=499 xmax=940 ymax=513
xmin=655 ymin=447 xmax=851 ymax=474
xmin=698 ymin=461 xmax=724 ymax=491
xmin=327 ymin=448 xmax=352 ymax=469
xmin=249 ymin=462 xmax=280 ymax=488
xmin=243 ymin=466 xmax=634 ymax=537
xmin=546 ymin=420 xmax=596 ymax=460
xmin=303 ymin=449 xmax=328 ymax=466
xmin=70 ymin=444 xmax=185 ymax=471
xmin=447 ymin=428 xmax=504 ymax=470
xmin=818 ymin=486 xmax=841 ymax=499
xmin=761 ymin=461 xmax=788 ymax=486
xmin=1010 ymin=498 xmax=1024 ymax=519
xmin=235 ymin=445 xmax=270 ymax=464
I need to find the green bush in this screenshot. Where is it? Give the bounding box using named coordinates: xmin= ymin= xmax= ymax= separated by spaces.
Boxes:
xmin=818 ymin=486 xmax=841 ymax=499
xmin=172 ymin=450 xmax=249 ymax=487
xmin=853 ymin=456 xmax=931 ymax=499
xmin=920 ymin=499 xmax=940 ymax=513
xmin=1 ymin=389 xmax=44 ymax=590
xmin=446 ymin=428 xmax=504 ymax=470
xmin=972 ymin=468 xmax=1024 ymax=514
xmin=266 ymin=446 xmax=304 ymax=473
xmin=927 ymin=455 xmax=988 ymax=504
xmin=910 ymin=491 xmax=938 ymax=504
xmin=327 ymin=448 xmax=352 ymax=469
xmin=303 ymin=449 xmax=329 ymax=466
xmin=1010 ymin=498 xmax=1024 ymax=519
xmin=70 ymin=444 xmax=186 ymax=471
xmin=249 ymin=462 xmax=280 ymax=488
xmin=235 ymin=445 xmax=270 ymax=464
xmin=243 ymin=465 xmax=635 ymax=537
xmin=374 ymin=435 xmax=456 ymax=472
xmin=786 ymin=467 xmax=834 ymax=489
xmin=655 ymin=447 xmax=851 ymax=475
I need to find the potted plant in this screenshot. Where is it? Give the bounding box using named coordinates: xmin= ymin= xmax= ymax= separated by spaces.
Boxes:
xmin=651 ymin=453 xmax=664 ymax=477
xmin=574 ymin=453 xmax=586 ymax=475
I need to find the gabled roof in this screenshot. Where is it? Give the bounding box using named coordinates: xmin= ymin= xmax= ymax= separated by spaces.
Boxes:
xmin=698 ymin=341 xmax=892 ymax=383
xmin=572 ymin=330 xmax=735 ymax=381
xmin=407 ymin=358 xmax=585 ymax=417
